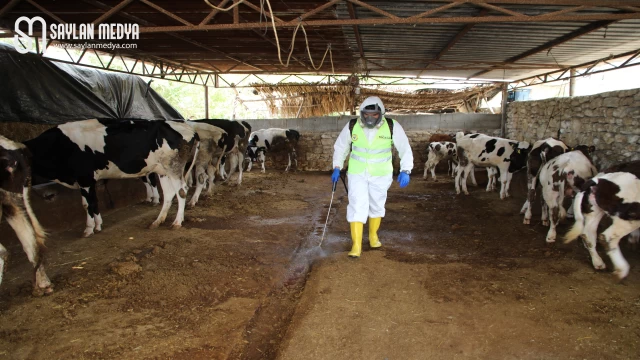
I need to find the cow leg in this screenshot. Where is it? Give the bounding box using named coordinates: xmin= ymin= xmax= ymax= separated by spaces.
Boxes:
xmin=170 ymin=176 xmax=188 ymax=229
xmin=285 ymin=152 xmax=291 ymax=172
xmin=541 ymin=200 xmax=549 ymax=227
xmin=235 ymin=153 xmax=244 ymax=185
xmin=142 ymin=177 xmax=154 ymax=203
xmin=206 ymin=164 xmax=216 ymax=196
xmin=188 ymin=165 xmax=208 ymax=208
xmin=469 ymin=167 xmax=478 ymax=187
xmin=149 ymin=174 xmax=160 ymax=205
xmin=225 ymin=153 xmax=238 ymax=184
xmin=4 ymin=201 xmax=53 ymax=295
xmin=292 ymin=149 xmax=298 ymax=170
xmin=543 ymin=189 xmax=560 ymax=243
xmin=582 ymin=208 xmax=606 ymax=270
xmin=601 ymin=219 xmax=640 ymax=280
xmin=628 ymin=229 xmax=640 ymax=250
xmin=522 ymin=172 xmax=535 ymax=215
xmin=566 ymin=201 xmax=575 ymax=219
xmin=80 ymin=185 xmax=101 ymax=237
xmin=150 ymin=175 xmax=177 ymax=229
xmin=246 ymin=159 xmax=253 ymax=172
xmin=431 ymin=162 xmax=437 ymax=181
xmin=259 ymin=152 xmax=266 ymax=173
xmin=458 ymin=164 xmax=472 ymax=195
xmin=0 ymin=241 xmax=6 ymax=288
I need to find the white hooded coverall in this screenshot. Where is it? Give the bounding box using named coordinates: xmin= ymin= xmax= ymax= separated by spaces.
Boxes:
xmin=332 ymin=118 xmax=414 ymax=223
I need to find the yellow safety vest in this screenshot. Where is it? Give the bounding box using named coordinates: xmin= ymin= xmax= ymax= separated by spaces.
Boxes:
xmin=348 ymin=118 xmax=394 ymax=176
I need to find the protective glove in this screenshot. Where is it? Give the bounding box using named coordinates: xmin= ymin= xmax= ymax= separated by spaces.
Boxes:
xmin=331 ymin=168 xmax=341 ymax=183
xmin=398 ymin=172 xmax=410 ymax=188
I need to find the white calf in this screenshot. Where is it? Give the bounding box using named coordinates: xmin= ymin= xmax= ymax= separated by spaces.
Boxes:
xmin=423 ymin=141 xmax=457 ymax=181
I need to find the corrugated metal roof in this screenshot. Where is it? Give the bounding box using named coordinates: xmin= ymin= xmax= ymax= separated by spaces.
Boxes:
xmin=1 ymin=1 xmax=639 ymax=81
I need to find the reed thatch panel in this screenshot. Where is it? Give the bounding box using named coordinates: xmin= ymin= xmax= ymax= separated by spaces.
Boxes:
xmin=250 ymin=82 xmax=501 ymax=118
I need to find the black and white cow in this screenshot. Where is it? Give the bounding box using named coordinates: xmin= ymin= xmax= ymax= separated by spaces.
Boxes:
xmin=520 ymin=138 xmax=569 ymax=224
xmin=455 ymin=132 xmax=531 ymax=199
xmin=186 ymin=121 xmax=226 ymax=207
xmin=0 ymin=135 xmax=52 ymax=295
xmin=246 ymin=128 xmax=300 ymax=173
xmin=538 ymin=150 xmax=597 ymax=243
xmin=23 ymin=119 xmax=199 ymax=237
xmin=423 ymin=141 xmax=457 ymax=181
xmin=192 ymin=119 xmax=251 ymax=186
xmin=565 ymin=172 xmax=640 ymax=280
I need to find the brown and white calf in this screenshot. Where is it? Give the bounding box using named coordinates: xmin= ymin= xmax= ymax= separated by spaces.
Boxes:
xmin=565 ymin=172 xmax=640 ymax=280
xmin=455 ymin=132 xmax=530 ymax=199
xmin=423 ymin=141 xmax=457 ymax=181
xmin=520 ymin=138 xmax=569 ymax=224
xmin=539 ymin=150 xmax=597 ymax=243
xmin=0 ymin=135 xmax=52 ymax=295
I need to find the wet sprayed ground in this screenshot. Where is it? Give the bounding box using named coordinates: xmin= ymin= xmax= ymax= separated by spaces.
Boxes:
xmin=0 ymin=170 xmax=639 ymax=359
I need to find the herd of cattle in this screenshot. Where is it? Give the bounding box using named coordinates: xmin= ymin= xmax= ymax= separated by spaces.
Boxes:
xmin=424 ymin=132 xmax=640 ymax=280
xmin=0 ymin=119 xmax=300 ymax=295
xmin=1 ymin=118 xmax=640 ymax=296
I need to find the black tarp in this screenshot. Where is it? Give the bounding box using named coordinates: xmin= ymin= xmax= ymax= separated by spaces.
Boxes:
xmin=0 ymin=43 xmax=184 ymax=124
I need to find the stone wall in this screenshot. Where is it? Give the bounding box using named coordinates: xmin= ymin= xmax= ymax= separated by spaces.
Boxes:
xmin=506 ymin=88 xmax=640 ymax=169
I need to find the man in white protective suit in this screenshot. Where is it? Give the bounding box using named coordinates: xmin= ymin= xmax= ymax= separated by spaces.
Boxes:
xmin=332 ymin=96 xmax=413 ymax=258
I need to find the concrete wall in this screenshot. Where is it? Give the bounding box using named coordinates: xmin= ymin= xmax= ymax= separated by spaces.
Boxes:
xmin=243 ymin=113 xmax=501 ymax=133
xmin=506 ymin=88 xmax=640 ymax=169
xmin=245 ymin=113 xmax=501 ymax=172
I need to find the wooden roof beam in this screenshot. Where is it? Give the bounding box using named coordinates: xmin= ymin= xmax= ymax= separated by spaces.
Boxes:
xmin=346 ymin=1 xmax=366 ymax=71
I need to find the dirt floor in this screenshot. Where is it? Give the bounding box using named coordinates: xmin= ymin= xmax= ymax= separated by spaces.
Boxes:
xmin=1 ymin=170 xmax=639 ymax=359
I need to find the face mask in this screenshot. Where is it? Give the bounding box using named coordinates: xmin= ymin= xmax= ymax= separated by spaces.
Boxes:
xmin=362 ymin=112 xmax=381 ymax=128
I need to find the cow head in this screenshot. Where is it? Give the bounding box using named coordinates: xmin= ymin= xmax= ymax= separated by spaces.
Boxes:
xmin=286 ymin=129 xmax=301 ymax=143
xmin=508 ymin=141 xmax=531 ymax=173
xmin=571 ymin=145 xmax=596 ymax=158
xmin=0 ymin=146 xmax=31 ymax=193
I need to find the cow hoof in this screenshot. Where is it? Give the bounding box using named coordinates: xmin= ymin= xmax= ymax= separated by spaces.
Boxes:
xmin=148 ymin=222 xmax=160 ymax=229
xmin=170 ymin=223 xmax=182 ymax=230
xmin=523 ymin=219 xmax=530 ymax=225
xmin=613 ymin=269 xmax=629 ymax=281
xmin=464 ymin=192 xmax=469 ymax=195
xmin=32 ymin=285 xmax=54 ymax=297
xmin=542 ymin=220 xmax=550 ymax=226
xmin=546 ymin=237 xmax=556 ymax=243
xmin=593 ymin=262 xmax=606 ymax=270
xmin=187 ymin=203 xmax=196 ymax=209
xmin=82 ymin=229 xmax=94 ymax=238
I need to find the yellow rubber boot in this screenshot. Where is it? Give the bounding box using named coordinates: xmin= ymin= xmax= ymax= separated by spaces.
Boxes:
xmin=369 ymin=217 xmax=382 ymax=249
xmin=348 ymin=222 xmax=363 ymax=258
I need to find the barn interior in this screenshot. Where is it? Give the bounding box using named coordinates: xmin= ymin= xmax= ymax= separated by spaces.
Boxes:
xmin=1 ymin=1 xmax=640 ymax=359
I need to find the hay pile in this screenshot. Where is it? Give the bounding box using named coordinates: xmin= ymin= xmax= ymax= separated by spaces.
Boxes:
xmin=251 ymin=82 xmax=501 ymax=118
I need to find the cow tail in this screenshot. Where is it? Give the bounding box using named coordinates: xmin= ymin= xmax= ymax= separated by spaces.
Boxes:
xmin=184 ymin=138 xmax=200 ymax=180
xmin=214 ymin=145 xmax=227 ymax=172
xmin=563 ymin=191 xmax=585 ymax=243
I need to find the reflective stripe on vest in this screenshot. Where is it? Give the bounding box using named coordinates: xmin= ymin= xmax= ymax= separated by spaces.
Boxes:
xmin=348 ymin=118 xmax=394 ymax=176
